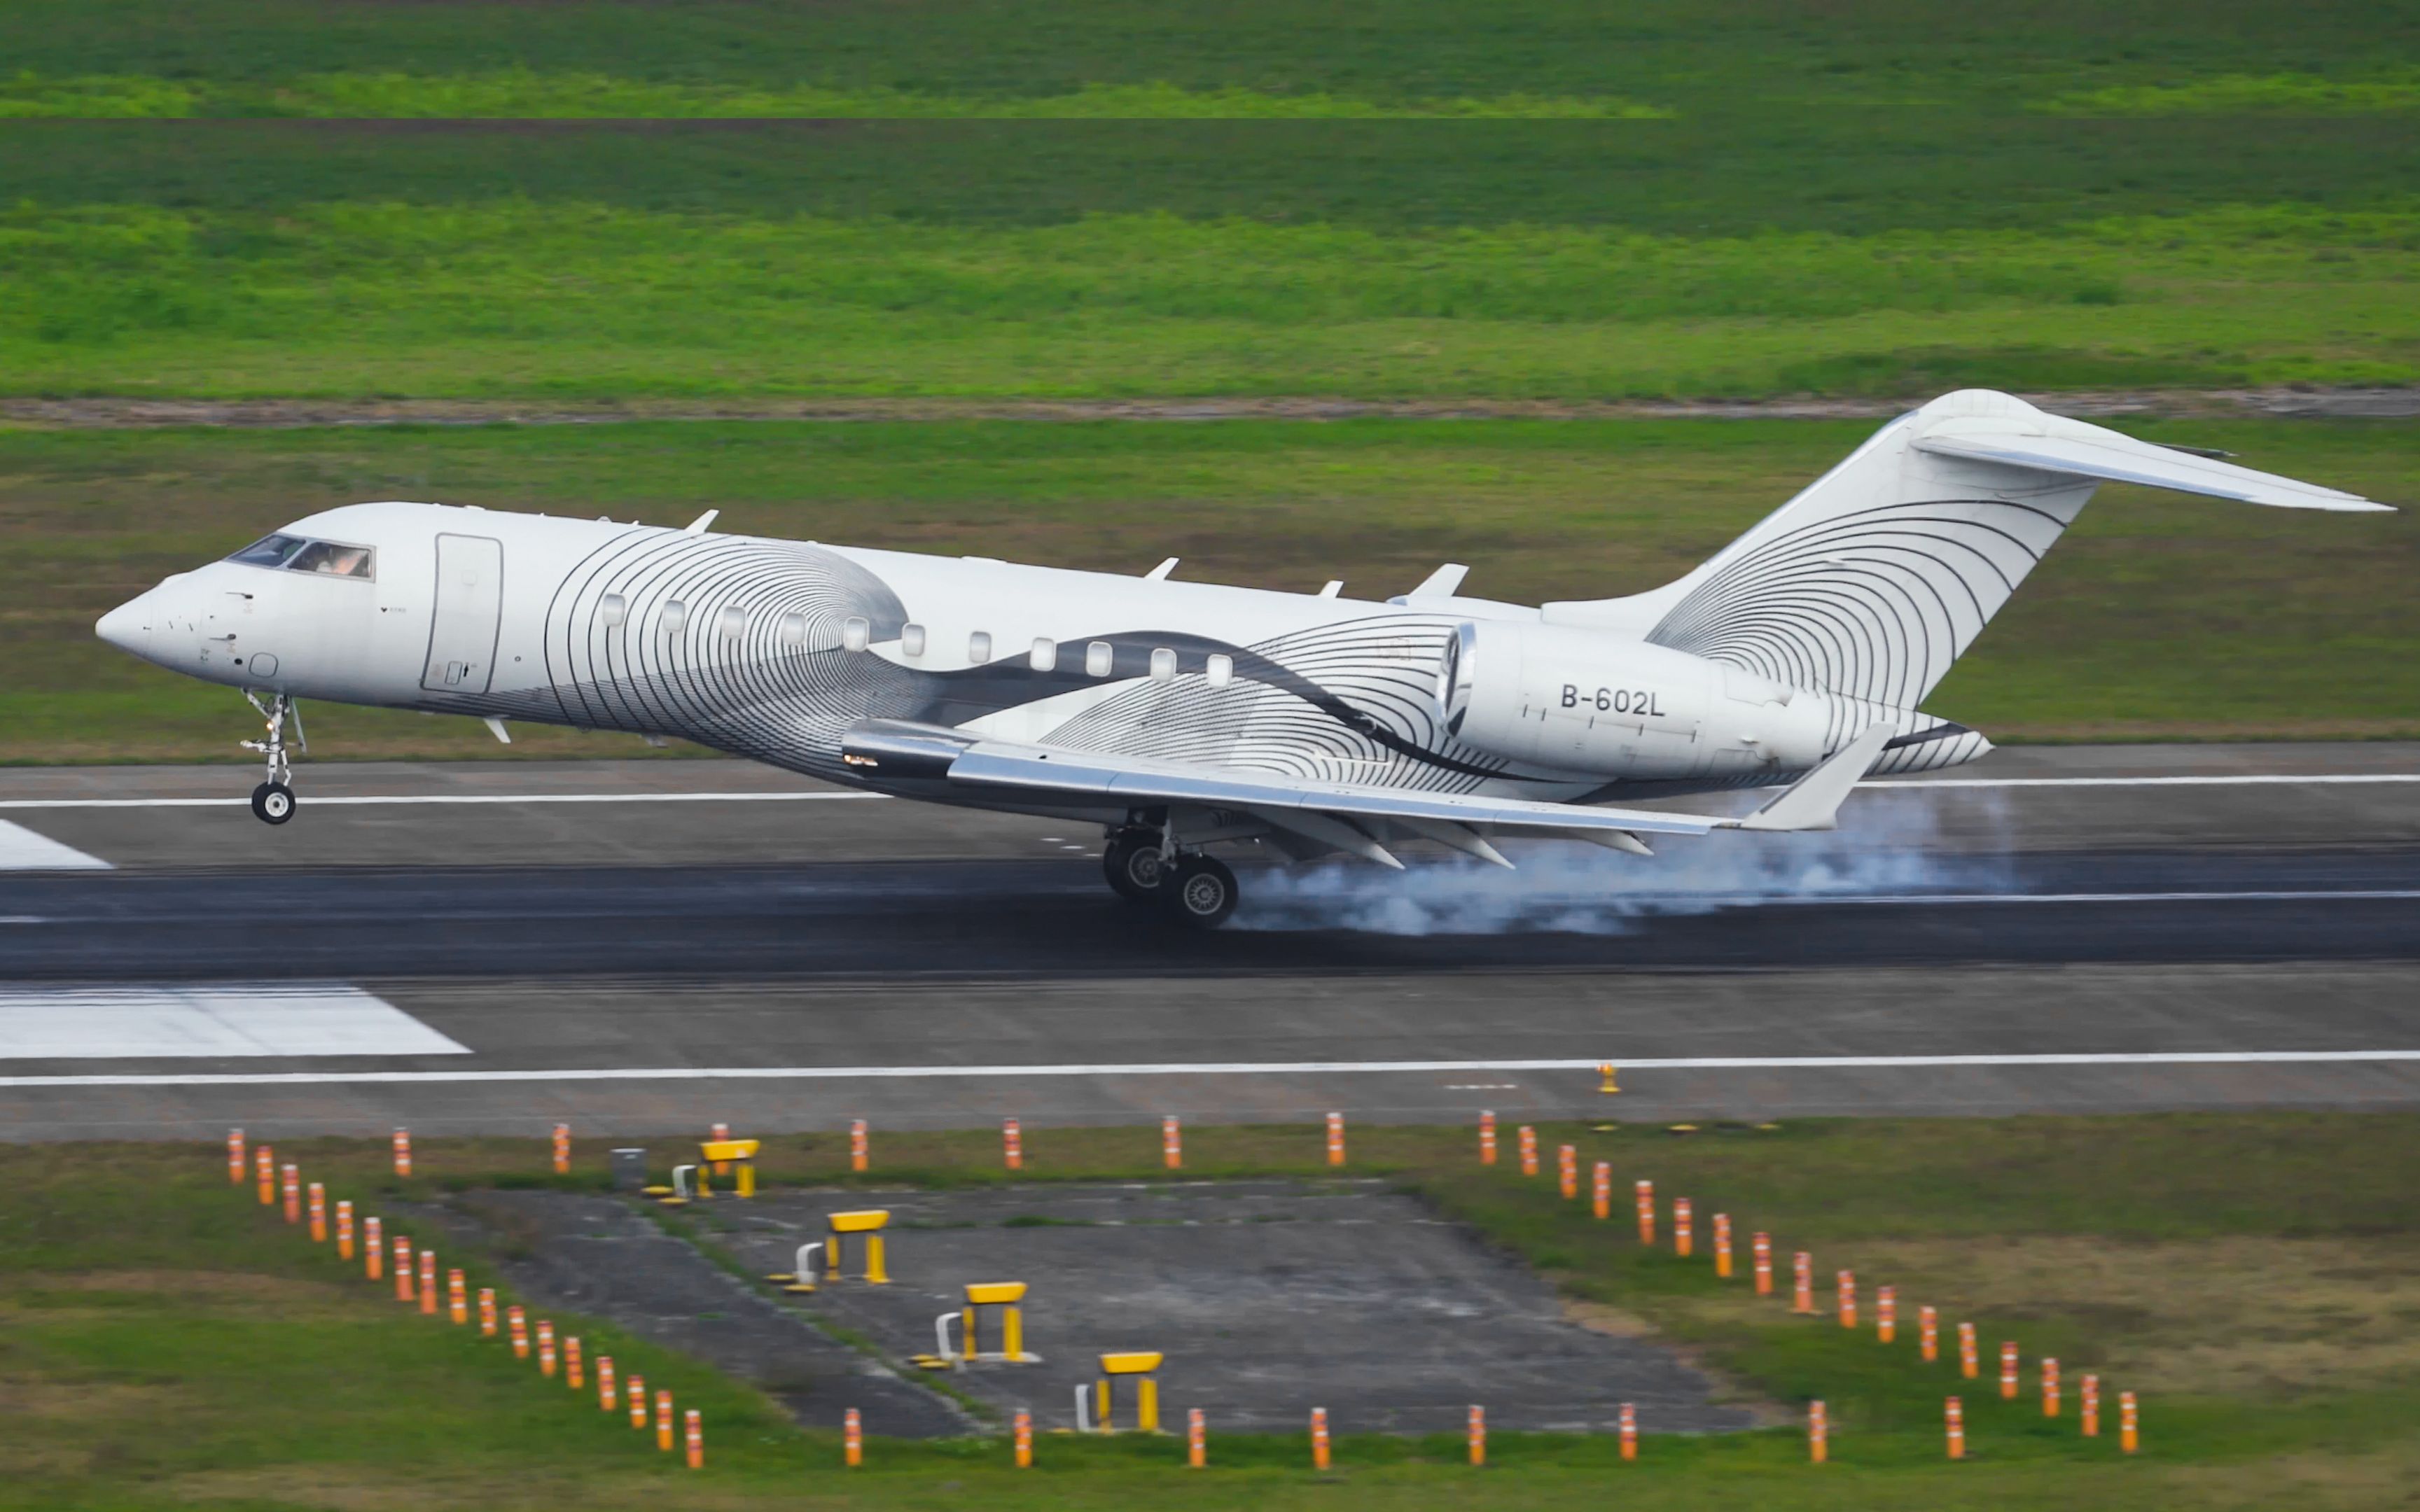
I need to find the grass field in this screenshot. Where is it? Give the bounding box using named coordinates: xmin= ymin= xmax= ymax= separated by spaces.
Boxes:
xmin=0 ymin=0 xmax=2414 ymax=400
xmin=5 ymin=1114 xmax=2414 ymax=1510
xmin=6 ymin=416 xmax=2414 ymax=762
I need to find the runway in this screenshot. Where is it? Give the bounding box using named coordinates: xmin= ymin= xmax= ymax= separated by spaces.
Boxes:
xmin=0 ymin=743 xmax=2414 ymax=1138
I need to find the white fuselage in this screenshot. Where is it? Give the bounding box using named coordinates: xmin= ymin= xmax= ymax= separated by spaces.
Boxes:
xmin=97 ymin=500 xmax=1986 ymax=810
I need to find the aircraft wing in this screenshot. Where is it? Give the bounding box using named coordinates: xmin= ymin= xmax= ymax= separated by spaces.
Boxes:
xmin=843 ymin=721 xmax=1895 ymax=867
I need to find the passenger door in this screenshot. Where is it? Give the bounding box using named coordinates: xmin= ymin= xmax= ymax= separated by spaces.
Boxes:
xmin=419 ymin=533 xmax=503 ymax=694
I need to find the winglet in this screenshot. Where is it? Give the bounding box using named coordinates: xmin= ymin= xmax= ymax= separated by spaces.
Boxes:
xmin=683 ymin=509 xmax=721 ymax=536
xmin=1144 ymin=557 xmax=1179 ymax=581
xmin=1731 ymin=724 xmax=1893 ymax=832
xmin=1410 ymin=564 xmax=1470 ymax=598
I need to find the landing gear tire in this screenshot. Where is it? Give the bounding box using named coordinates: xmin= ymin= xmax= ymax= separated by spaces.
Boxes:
xmin=251 ymin=781 xmax=295 ymax=825
xmin=1160 ymin=854 xmax=1239 ymax=929
xmin=1102 ymin=833 xmax=1167 ymax=904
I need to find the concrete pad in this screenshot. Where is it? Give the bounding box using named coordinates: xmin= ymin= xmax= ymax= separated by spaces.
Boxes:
xmin=714 ymin=1180 xmax=1754 ymax=1435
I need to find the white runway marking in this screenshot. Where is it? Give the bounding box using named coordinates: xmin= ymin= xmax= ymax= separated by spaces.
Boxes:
xmin=0 ymin=792 xmax=885 ymax=809
xmin=2 ymin=1049 xmax=2414 ymax=1088
xmin=0 ymin=819 xmax=111 ymax=870
xmin=0 ymin=983 xmax=470 ymax=1060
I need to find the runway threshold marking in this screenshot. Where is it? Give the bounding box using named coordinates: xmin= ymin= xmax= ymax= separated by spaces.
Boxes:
xmin=0 ymin=819 xmax=111 ymax=870
xmin=0 ymin=772 xmax=2416 ymax=810
xmin=6 ymin=1049 xmax=2416 ymax=1088
xmin=0 ymin=983 xmax=468 ymax=1060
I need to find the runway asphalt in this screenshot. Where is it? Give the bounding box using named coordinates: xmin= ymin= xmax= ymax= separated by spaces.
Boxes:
xmin=0 ymin=743 xmax=2414 ymax=1138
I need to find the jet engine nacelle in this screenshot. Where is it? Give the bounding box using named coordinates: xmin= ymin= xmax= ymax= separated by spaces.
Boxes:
xmin=1438 ymin=620 xmax=1837 ymax=780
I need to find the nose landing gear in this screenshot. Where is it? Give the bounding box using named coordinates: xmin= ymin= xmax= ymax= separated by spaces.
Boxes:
xmin=241 ymin=690 xmax=302 ymax=825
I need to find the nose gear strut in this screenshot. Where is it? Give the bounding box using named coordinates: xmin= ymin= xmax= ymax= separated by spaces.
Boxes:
xmin=240 ymin=690 xmax=303 ymax=825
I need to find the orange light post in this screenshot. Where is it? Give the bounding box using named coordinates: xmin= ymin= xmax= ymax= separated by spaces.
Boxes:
xmin=1837 ymin=1269 xmax=1856 ymax=1329
xmin=281 ymin=1163 xmax=300 ymax=1224
xmin=1920 ymin=1304 xmax=1939 ymax=1362
xmin=1792 ymin=1252 xmax=1814 ymax=1313
xmin=1187 ymin=1408 xmax=1206 ymax=1468
xmin=256 ymin=1145 xmax=274 ymax=1205
xmin=539 ymin=1320 xmax=558 ymax=1378
xmin=509 ymin=1305 xmax=529 ymax=1359
xmin=655 ymin=1389 xmax=674 ymax=1451
xmin=1592 ymin=1161 xmax=1611 ymax=1220
xmin=1310 ymin=1407 xmax=1330 ymax=1470
xmin=478 ymin=1287 xmax=497 ymax=1336
xmin=1619 ymin=1402 xmax=1638 ymax=1461
xmin=1013 ymin=1407 xmax=1032 ymax=1468
xmin=307 ymin=1182 xmax=326 ymax=1242
xmin=1674 ymin=1198 xmax=1692 ymax=1258
xmin=1877 ymin=1285 xmax=1896 ymax=1343
xmin=1467 ymin=1405 xmax=1485 ymax=1467
xmin=849 ymin=1119 xmax=868 ymax=1173
xmin=552 ymin=1123 xmax=571 ymax=1175
xmin=1713 ymin=1213 xmax=1732 ymax=1277
xmin=1945 ymin=1396 xmax=1965 ymax=1460
xmin=1753 ymin=1231 xmax=1772 ymax=1295
xmin=627 ymin=1375 xmax=647 ymax=1430
xmin=2042 ymin=1357 xmax=2061 ymax=1418
xmin=2001 ymin=1340 xmax=2019 ymax=1401
xmin=1003 ymin=1117 xmax=1022 ymax=1172
xmin=597 ymin=1356 xmax=617 ymax=1412
xmin=391 ymin=1128 xmax=411 ymax=1179
xmin=447 ymin=1268 xmax=467 ymax=1325
xmin=335 ymin=1200 xmax=354 ymax=1260
xmin=1557 ymin=1144 xmax=1578 ymax=1200
xmin=566 ymin=1336 xmax=585 ymax=1391
xmin=844 ymin=1407 xmax=863 ymax=1466
xmin=364 ymin=1216 xmax=383 ymax=1280
xmin=1326 ymin=1112 xmax=1345 ymax=1167
xmin=1808 ymin=1399 xmax=1828 ymax=1464
xmin=685 ymin=1408 xmax=702 ymax=1469
xmin=1517 ymin=1125 xmax=1538 ymax=1176
xmin=418 ymin=1249 xmax=437 ymax=1315
xmin=393 ymin=1237 xmax=415 ymax=1302
xmin=227 ymin=1128 xmax=246 ymax=1184
xmin=1478 ymin=1110 xmax=1496 ymax=1165
xmin=1634 ymin=1180 xmax=1655 ymax=1245
xmin=1162 ymin=1116 xmax=1182 ymax=1170
xmin=2081 ymin=1374 xmax=2101 ymax=1436
xmin=2120 ymin=1391 xmax=2139 ymax=1453
xmin=1958 ymin=1322 xmax=1979 ymax=1379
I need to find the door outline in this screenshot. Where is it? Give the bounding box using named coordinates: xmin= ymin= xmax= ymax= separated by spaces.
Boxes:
xmin=420 ymin=533 xmax=504 ymax=694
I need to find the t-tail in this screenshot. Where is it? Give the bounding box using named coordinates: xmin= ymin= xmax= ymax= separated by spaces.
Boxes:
xmin=1538 ymin=388 xmax=2389 ymax=769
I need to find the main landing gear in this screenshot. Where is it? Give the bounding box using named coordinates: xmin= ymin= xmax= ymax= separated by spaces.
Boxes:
xmin=1102 ymin=825 xmax=1239 ymax=929
xmin=241 ymin=690 xmax=301 ymax=825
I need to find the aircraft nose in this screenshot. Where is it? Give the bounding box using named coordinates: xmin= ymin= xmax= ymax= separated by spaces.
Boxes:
xmin=96 ymin=594 xmax=153 ymax=656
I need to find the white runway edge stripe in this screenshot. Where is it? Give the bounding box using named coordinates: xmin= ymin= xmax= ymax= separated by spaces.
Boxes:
xmin=5 ymin=1049 xmax=2417 ymax=1088
xmin=1 ymin=771 xmax=2418 ymax=809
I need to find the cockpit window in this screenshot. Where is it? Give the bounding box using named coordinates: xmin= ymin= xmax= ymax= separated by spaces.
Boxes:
xmin=228 ymin=533 xmax=306 ymax=568
xmin=285 ymin=540 xmax=375 ymax=579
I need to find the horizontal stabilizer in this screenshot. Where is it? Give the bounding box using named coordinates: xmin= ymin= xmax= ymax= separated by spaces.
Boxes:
xmin=1914 ymin=430 xmax=2391 ymax=512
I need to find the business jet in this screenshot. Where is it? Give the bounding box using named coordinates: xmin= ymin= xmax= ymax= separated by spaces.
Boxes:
xmin=96 ymin=389 xmax=2387 ymax=926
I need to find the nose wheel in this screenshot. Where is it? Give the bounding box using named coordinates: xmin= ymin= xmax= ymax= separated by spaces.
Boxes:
xmin=239 ymin=690 xmax=304 ymax=825
xmin=251 ymin=782 xmax=295 ymax=825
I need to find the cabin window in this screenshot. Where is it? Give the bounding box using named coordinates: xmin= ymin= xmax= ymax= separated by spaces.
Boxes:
xmin=843 ymin=616 xmax=871 ymax=652
xmin=285 ymin=540 xmax=375 ymax=580
xmin=901 ymin=623 xmax=927 ymax=657
xmin=661 ymin=599 xmax=688 ymax=633
xmin=1150 ymin=647 xmax=1177 ymax=680
xmin=777 ymin=611 xmax=807 ymax=645
xmin=1085 ymin=640 xmax=1115 ymax=677
xmin=1206 ymin=653 xmax=1234 ymax=689
xmin=1031 ymin=636 xmax=1057 ymax=672
xmin=967 ymin=630 xmax=992 ymax=664
xmin=600 ymin=593 xmax=627 ymax=628
xmin=717 ymin=604 xmax=747 ymax=639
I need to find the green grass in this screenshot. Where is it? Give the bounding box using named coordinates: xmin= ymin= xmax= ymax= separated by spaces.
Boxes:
xmin=4 ymin=1115 xmax=2416 ymax=1509
xmin=5 ymin=416 xmax=2414 ymax=760
xmin=0 ymin=0 xmax=2414 ymax=400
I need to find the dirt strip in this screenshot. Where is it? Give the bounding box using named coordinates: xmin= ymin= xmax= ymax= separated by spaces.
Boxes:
xmin=4 ymin=388 xmax=2415 ymax=430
